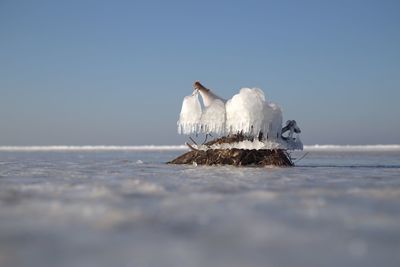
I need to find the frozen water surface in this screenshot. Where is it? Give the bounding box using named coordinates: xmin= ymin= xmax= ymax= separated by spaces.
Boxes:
xmin=0 ymin=148 xmax=400 ymax=267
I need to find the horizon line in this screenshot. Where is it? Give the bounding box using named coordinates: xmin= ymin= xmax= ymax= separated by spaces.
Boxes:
xmin=0 ymin=144 xmax=399 ymax=152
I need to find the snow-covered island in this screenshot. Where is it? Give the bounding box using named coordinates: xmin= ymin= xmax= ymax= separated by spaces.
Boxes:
xmin=169 ymin=81 xmax=303 ymax=166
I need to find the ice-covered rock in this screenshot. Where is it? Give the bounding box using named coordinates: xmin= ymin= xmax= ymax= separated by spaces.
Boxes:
xmin=177 ymin=83 xmax=302 ymax=150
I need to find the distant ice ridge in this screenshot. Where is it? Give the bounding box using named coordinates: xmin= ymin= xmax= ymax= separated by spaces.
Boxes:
xmin=0 ymin=145 xmax=399 ymax=152
xmin=304 ymin=145 xmax=400 ymax=151
xmin=0 ymin=145 xmax=188 ymax=152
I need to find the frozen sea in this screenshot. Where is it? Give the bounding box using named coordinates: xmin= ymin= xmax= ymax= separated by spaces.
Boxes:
xmin=0 ymin=146 xmax=400 ymax=267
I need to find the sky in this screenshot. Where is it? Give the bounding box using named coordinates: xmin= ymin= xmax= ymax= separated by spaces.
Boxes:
xmin=0 ymin=0 xmax=399 ymax=145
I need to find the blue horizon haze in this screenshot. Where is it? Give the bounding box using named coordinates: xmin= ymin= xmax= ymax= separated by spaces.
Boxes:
xmin=1 ymin=0 xmax=399 ymax=146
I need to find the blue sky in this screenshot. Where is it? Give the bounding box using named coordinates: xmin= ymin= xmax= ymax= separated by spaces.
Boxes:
xmin=1 ymin=0 xmax=399 ymax=145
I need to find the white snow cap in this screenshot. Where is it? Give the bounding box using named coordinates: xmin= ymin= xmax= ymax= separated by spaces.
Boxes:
xmin=178 ymin=86 xmax=282 ymax=139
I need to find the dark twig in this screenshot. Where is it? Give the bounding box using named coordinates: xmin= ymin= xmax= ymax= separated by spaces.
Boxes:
xmin=185 ymin=142 xmax=200 ymax=151
xmin=294 ymin=152 xmax=309 ymax=163
xmin=202 ymin=134 xmax=210 ymax=145
xmin=189 ymin=136 xmax=198 ymax=145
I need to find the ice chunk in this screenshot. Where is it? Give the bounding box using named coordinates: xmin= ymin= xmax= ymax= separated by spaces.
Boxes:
xmin=226 ymin=88 xmax=281 ymax=137
xmin=177 ymin=93 xmax=202 ymax=134
xmin=200 ymin=99 xmax=226 ymax=134
xmin=285 ymin=134 xmax=304 ymax=150
xmin=265 ymin=102 xmax=283 ymax=140
xmin=177 ymin=87 xmax=287 ymax=145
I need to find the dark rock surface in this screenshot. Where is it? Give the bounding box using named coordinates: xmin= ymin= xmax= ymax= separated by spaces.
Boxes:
xmin=168 ymin=148 xmax=294 ymax=167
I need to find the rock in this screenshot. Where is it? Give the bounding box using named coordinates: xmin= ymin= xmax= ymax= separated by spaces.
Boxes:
xmin=168 ymin=148 xmax=293 ymax=167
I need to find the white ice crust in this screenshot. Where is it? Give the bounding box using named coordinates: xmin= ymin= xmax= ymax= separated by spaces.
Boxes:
xmin=193 ymin=136 xmax=303 ymax=151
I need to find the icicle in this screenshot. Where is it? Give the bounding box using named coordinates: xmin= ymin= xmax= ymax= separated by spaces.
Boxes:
xmin=225 ymin=88 xmax=267 ymax=135
xmin=177 ymin=86 xmax=285 ymax=142
xmin=200 ymin=99 xmax=226 ymax=135
xmin=177 ymin=92 xmax=202 ymax=135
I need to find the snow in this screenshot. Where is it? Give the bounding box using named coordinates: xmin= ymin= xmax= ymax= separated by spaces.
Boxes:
xmin=193 ymin=136 xmax=303 ymax=151
xmin=1 ymin=150 xmax=400 ymax=267
xmin=195 ymin=140 xmax=280 ymax=150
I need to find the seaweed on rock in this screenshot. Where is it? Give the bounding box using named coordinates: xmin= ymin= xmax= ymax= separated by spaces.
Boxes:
xmin=168 ymin=148 xmax=293 ymax=167
xmin=168 ymin=134 xmax=294 ymax=167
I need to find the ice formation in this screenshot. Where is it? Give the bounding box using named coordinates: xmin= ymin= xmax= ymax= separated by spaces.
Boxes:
xmin=177 ymin=93 xmax=202 ymax=134
xmin=178 ymin=90 xmax=227 ymax=135
xmin=177 ymin=84 xmax=303 ymax=150
xmin=200 ymin=99 xmax=226 ymax=134
xmin=178 ymin=87 xmax=283 ymax=138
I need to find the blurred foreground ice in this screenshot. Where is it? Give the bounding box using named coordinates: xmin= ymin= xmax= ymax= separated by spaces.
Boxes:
xmin=0 ymin=149 xmax=400 ymax=267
